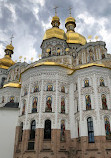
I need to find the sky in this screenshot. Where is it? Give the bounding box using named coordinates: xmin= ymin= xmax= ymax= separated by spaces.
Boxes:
xmin=0 ymin=0 xmax=111 ymax=63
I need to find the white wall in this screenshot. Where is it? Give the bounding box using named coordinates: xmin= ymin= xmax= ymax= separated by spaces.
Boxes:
xmin=0 ymin=108 xmax=19 ymax=158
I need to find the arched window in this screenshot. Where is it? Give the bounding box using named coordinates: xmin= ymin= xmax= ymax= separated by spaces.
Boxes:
xmin=24 ymin=89 xmax=27 ymax=96
xmin=46 ymin=48 xmax=51 ymax=56
xmin=22 ymin=100 xmax=26 ymax=115
xmin=104 ymin=117 xmax=111 ymax=140
xmin=44 ymin=120 xmax=51 ymax=139
xmin=2 ymin=96 xmax=4 ymax=103
xmin=47 ymin=84 xmax=53 ymax=91
xmin=100 ymin=79 xmax=105 ymax=86
xmin=77 ymin=121 xmax=79 ymax=137
xmin=87 ymin=117 xmax=94 ymax=143
xmin=84 ymin=79 xmax=89 ymax=87
xmin=61 ymin=97 xmax=65 ymax=114
xmin=60 ymin=120 xmax=65 ymax=141
xmin=45 ymin=96 xmax=52 ymax=112
xmin=33 ymin=85 xmax=39 ymax=93
xmin=19 ymin=122 xmax=23 ymax=142
xmin=101 ymin=94 xmax=107 ymax=110
xmin=86 ymin=95 xmax=91 ymax=110
xmin=57 ymin=48 xmax=61 ymax=56
xmin=32 ymin=97 xmax=37 ymax=113
xmin=102 ymin=53 xmax=105 ymax=59
xmin=30 ymin=120 xmax=36 ymax=140
xmin=61 ymin=86 xmax=65 ymax=93
xmin=10 ymin=96 xmax=14 ymax=103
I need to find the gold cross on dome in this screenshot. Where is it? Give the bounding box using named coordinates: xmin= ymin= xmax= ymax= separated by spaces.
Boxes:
xmin=53 ymin=6 xmax=58 ymax=16
xmin=69 ymin=7 xmax=72 ymax=16
xmin=10 ymin=34 xmax=14 ymax=44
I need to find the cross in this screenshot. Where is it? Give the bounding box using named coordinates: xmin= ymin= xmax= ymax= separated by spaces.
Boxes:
xmin=69 ymin=7 xmax=72 ymax=16
xmin=10 ymin=34 xmax=14 ymax=44
xmin=53 ymin=6 xmax=58 ymax=16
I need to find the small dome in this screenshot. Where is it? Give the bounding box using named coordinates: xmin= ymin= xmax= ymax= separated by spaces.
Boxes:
xmin=65 ymin=16 xmax=75 ymax=25
xmin=5 ymin=44 xmax=14 ymax=51
xmin=52 ymin=15 xmax=60 ymax=21
xmin=66 ymin=31 xmax=87 ymax=45
xmin=0 ymin=55 xmax=15 ymax=68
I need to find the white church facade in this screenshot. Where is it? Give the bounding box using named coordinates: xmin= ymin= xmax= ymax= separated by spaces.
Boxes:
xmin=0 ymin=13 xmax=111 ymax=158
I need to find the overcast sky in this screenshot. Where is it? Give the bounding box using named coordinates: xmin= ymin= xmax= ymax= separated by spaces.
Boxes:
xmin=0 ymin=0 xmax=111 ymax=63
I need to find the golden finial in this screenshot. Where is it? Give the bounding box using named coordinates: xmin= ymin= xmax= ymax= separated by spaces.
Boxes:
xmin=69 ymin=7 xmax=72 ymax=16
xmin=88 ymin=35 xmax=92 ymax=42
xmin=95 ymin=36 xmax=98 ymax=41
xmin=15 ymin=60 xmax=17 ymax=63
xmin=38 ymin=54 xmax=41 ymax=59
xmin=19 ymin=56 xmax=22 ymax=62
xmin=10 ymin=34 xmax=14 ymax=45
xmin=53 ymin=6 xmax=58 ymax=16
xmin=24 ymin=57 xmax=26 ymax=61
xmin=31 ymin=57 xmax=33 ymax=62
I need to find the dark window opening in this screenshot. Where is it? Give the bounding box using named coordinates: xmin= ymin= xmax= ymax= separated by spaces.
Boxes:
xmin=28 ymin=141 xmax=34 ymax=150
xmin=19 ymin=122 xmax=23 ymax=142
xmin=87 ymin=117 xmax=94 ymax=143
xmin=30 ymin=120 xmax=36 ymax=140
xmin=44 ymin=120 xmax=51 ymax=139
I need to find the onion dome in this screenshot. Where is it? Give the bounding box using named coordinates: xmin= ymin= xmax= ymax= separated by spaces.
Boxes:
xmin=0 ymin=43 xmax=15 ymax=69
xmin=43 ymin=14 xmax=66 ymax=41
xmin=65 ymin=16 xmax=87 ymax=45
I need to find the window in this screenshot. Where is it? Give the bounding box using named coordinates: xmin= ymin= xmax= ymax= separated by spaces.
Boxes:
xmin=84 ymin=79 xmax=89 ymax=87
xmin=104 ymin=117 xmax=111 ymax=140
xmin=24 ymin=89 xmax=27 ymax=96
xmin=0 ymin=77 xmax=6 ymax=88
xmin=102 ymin=53 xmax=105 ymax=59
xmin=30 ymin=120 xmax=36 ymax=140
xmin=22 ymin=100 xmax=26 ymax=115
xmin=100 ymin=79 xmax=105 ymax=86
xmin=2 ymin=96 xmax=4 ymax=103
xmin=32 ymin=97 xmax=37 ymax=113
xmin=87 ymin=117 xmax=94 ymax=143
xmin=10 ymin=96 xmax=14 ymax=103
xmin=45 ymin=96 xmax=52 ymax=112
xmin=44 ymin=120 xmax=51 ymax=139
xmin=60 ymin=120 xmax=65 ymax=141
xmin=19 ymin=122 xmax=23 ymax=142
xmin=86 ymin=95 xmax=91 ymax=110
xmin=101 ymin=94 xmax=107 ymax=110
xmin=57 ymin=48 xmax=61 ymax=55
xmin=61 ymin=97 xmax=65 ymax=114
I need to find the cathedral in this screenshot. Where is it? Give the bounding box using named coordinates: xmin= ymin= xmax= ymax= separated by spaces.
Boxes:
xmin=0 ymin=12 xmax=111 ymax=158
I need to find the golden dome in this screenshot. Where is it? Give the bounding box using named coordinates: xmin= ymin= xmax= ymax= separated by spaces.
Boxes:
xmin=0 ymin=55 xmax=15 ymax=69
xmin=6 ymin=44 xmax=14 ymax=51
xmin=65 ymin=15 xmax=87 ymax=45
xmin=65 ymin=16 xmax=75 ymax=24
xmin=43 ymin=27 xmax=66 ymax=41
xmin=52 ymin=15 xmax=60 ymax=21
xmin=66 ymin=31 xmax=87 ymax=45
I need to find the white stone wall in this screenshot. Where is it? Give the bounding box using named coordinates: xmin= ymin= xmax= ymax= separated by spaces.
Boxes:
xmin=71 ymin=66 xmax=111 ymax=138
xmin=0 ymin=108 xmax=19 ymax=158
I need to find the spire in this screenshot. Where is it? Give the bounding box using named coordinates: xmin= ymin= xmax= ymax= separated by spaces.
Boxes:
xmin=69 ymin=7 xmax=72 ymax=17
xmin=51 ymin=7 xmax=60 ymax=28
xmin=10 ymin=34 xmax=14 ymax=45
